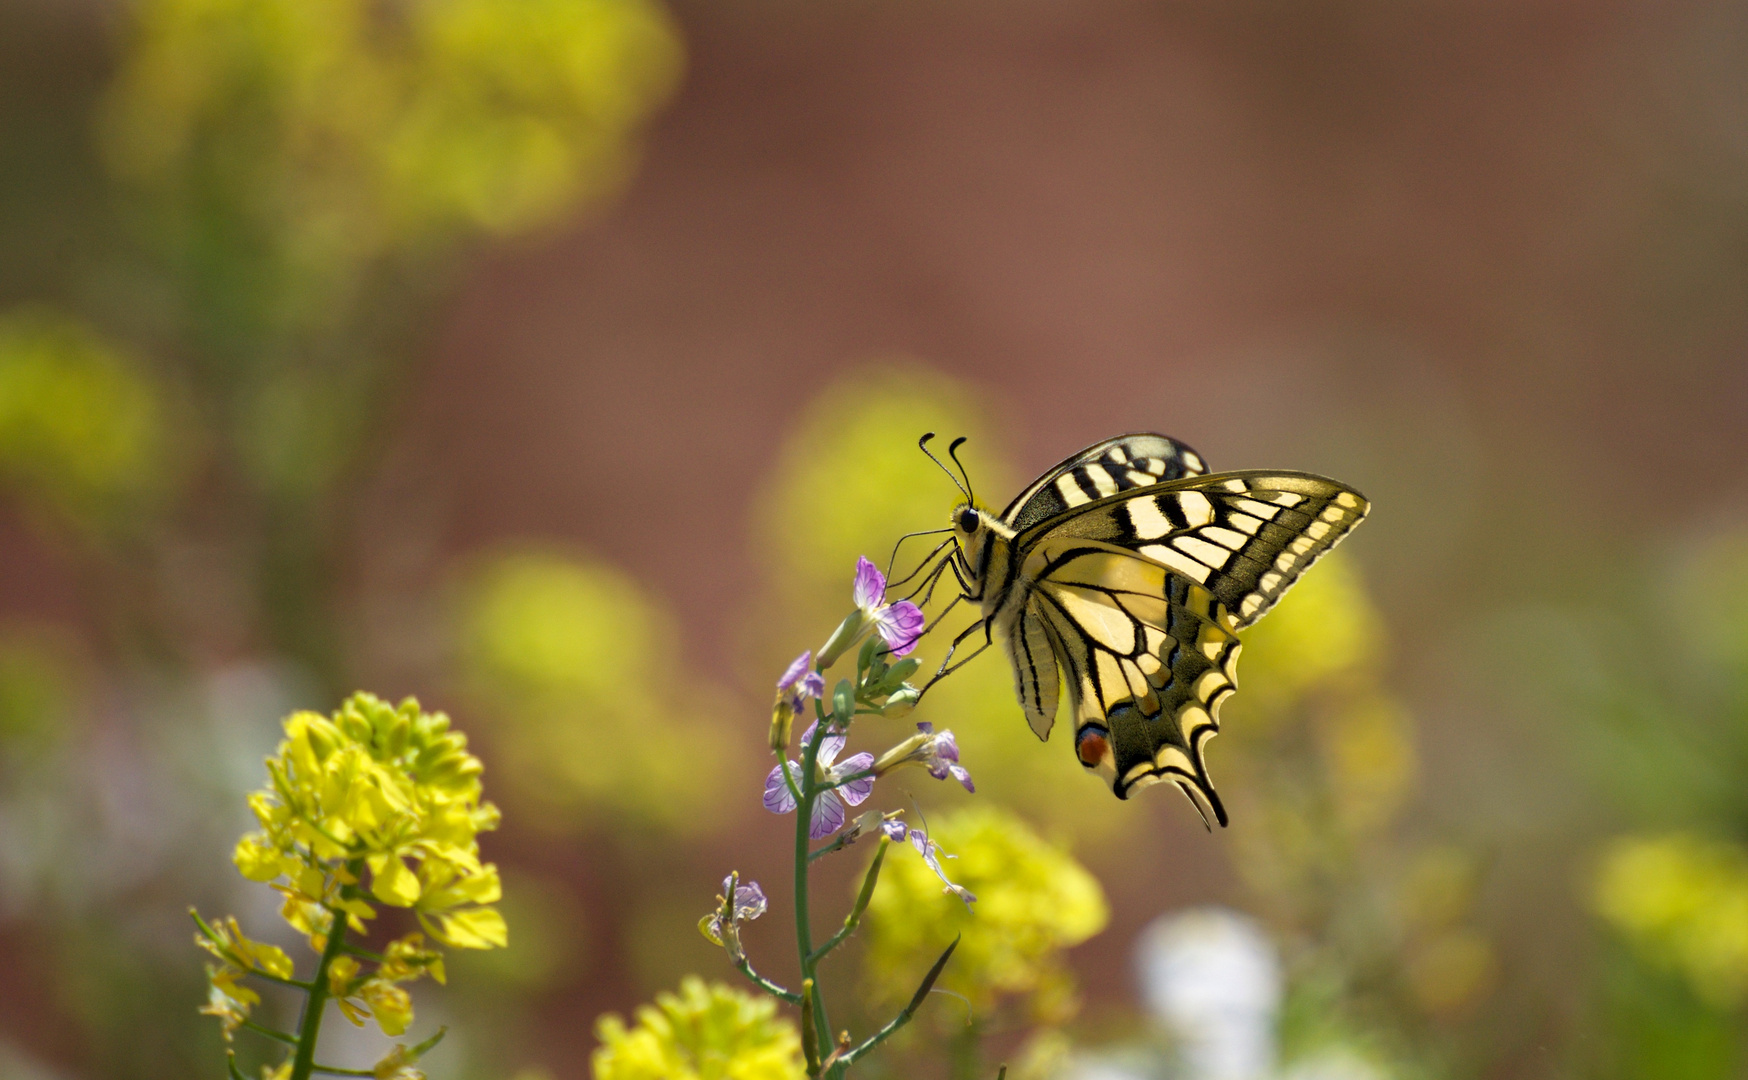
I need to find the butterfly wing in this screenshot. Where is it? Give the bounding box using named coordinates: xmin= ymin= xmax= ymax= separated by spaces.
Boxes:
xmin=1010 ymin=471 xmax=1368 ymax=818
xmin=1000 ymin=433 xmax=1208 ymax=533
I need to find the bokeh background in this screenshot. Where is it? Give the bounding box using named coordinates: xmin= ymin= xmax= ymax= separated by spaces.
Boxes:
xmin=3 ymin=0 xmax=1748 ymax=1077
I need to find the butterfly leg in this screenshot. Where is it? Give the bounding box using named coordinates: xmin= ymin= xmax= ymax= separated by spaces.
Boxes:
xmin=884 ymin=534 xmax=954 ymax=594
xmin=914 ymin=618 xmax=994 ymax=702
xmin=906 ymin=593 xmax=962 ymax=644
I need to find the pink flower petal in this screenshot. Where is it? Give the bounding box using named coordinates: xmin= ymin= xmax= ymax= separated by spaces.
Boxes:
xmin=853 ymin=556 xmax=886 ymax=612
xmin=763 ymin=762 xmax=799 ymax=814
xmin=833 ymin=752 xmax=876 ymax=806
xmin=777 ymin=651 xmax=812 ymax=691
xmin=814 ymin=728 xmax=846 ymax=768
xmin=810 ymin=790 xmax=846 ymax=838
xmin=875 ymin=600 xmax=927 ymax=657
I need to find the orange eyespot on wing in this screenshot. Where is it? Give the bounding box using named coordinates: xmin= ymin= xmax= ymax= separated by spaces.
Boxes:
xmin=1075 ymin=727 xmax=1110 ymax=769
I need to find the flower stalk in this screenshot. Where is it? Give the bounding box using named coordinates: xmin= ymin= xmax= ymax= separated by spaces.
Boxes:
xmin=193 ymin=693 xmax=500 ymax=1080
xmin=705 ymin=555 xmax=981 ymax=1078
xmin=288 ymin=898 xmax=353 ymax=1080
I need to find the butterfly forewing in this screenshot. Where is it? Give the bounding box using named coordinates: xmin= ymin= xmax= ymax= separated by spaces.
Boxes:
xmin=1016 ymin=470 xmax=1369 ymax=630
xmin=1001 ymin=433 xmax=1208 ymax=533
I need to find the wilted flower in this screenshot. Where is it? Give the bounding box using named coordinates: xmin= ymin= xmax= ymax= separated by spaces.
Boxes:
xmin=873 ymin=722 xmax=974 ymax=792
xmin=700 ymin=872 xmax=768 ymax=961
xmin=763 ymin=723 xmax=874 ymax=838
xmin=770 ymin=650 xmax=827 ymax=751
xmin=906 ymin=825 xmax=976 ymax=907
xmin=592 ymin=977 xmax=806 ymax=1080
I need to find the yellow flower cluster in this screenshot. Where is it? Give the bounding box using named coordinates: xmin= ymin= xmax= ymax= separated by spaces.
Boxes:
xmin=102 ymin=0 xmax=682 ymax=247
xmin=861 ymin=807 xmax=1108 ymax=1023
xmin=235 ymin=693 xmax=505 ymax=949
xmin=201 ymin=693 xmax=504 ymax=1044
xmin=592 ymin=977 xmax=806 ymax=1080
xmin=1594 ymin=832 xmax=1748 ymax=1008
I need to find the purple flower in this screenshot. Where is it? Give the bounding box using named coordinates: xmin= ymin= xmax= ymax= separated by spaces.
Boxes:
xmin=777 ymin=650 xmax=827 ymax=709
xmin=763 ymin=722 xmax=876 ymax=838
xmin=872 ymin=722 xmax=975 ymax=793
xmin=909 ymin=826 xmax=976 ymax=907
xmin=700 ymin=872 xmax=767 ymax=960
xmin=853 ymin=557 xmax=927 ymax=657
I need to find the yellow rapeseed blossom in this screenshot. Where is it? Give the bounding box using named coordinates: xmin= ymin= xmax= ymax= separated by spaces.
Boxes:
xmin=197 ymin=692 xmax=504 ymax=1059
xmin=861 ymin=806 xmax=1108 ymax=1023
xmin=1594 ymin=832 xmax=1748 ymax=1008
xmin=591 ymin=977 xmax=806 ymax=1080
xmin=233 ymin=692 xmax=504 ymax=951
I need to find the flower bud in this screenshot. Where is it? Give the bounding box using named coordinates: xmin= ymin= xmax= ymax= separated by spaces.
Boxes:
xmin=816 ymin=610 xmax=865 ymax=668
xmin=881 ymin=683 xmax=921 ymax=718
xmin=769 ymin=698 xmax=795 ymax=753
xmin=872 ymin=731 xmax=933 ymax=776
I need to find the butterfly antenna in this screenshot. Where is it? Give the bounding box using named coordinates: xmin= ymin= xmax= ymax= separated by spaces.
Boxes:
xmin=918 ymin=432 xmax=970 ymax=500
xmin=946 ymin=436 xmax=975 ymax=505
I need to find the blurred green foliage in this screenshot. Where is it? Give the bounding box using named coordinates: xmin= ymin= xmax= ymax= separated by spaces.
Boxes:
xmin=0 ymin=0 xmax=687 ymax=688
xmin=0 ymin=309 xmax=166 ymax=531
xmin=1211 ymin=549 xmax=1494 ymax=1072
xmin=456 ymin=548 xmax=743 ymax=835
xmin=0 ymin=625 xmax=81 ymax=755
xmin=100 ymin=0 xmax=682 ymax=330
xmin=0 ymin=0 xmax=685 ymax=1075
xmin=1594 ymin=833 xmax=1748 ymax=1009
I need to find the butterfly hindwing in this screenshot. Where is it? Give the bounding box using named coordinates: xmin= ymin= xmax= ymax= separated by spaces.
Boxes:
xmin=1017 ymin=539 xmax=1240 ymax=819
xmin=1000 ymin=433 xmax=1208 ymax=533
xmin=1011 ymin=608 xmax=1061 ymax=742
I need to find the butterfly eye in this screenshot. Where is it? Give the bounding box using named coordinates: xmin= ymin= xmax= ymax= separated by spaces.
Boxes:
xmin=956 ymin=508 xmax=980 ymax=533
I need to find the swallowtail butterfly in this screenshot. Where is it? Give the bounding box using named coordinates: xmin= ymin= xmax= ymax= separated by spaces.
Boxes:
xmin=928 ymin=433 xmax=1368 ymax=826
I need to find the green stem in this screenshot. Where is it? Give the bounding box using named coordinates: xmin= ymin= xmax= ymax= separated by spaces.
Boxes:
xmin=795 ymin=699 xmax=833 ymax=1074
xmin=241 ymin=1018 xmax=299 ymax=1045
xmin=734 ymin=954 xmax=801 ymax=1003
xmin=838 ymin=936 xmax=960 ymax=1069
xmin=287 ymin=905 xmax=351 ymax=1080
xmin=810 ymin=838 xmax=888 ymax=965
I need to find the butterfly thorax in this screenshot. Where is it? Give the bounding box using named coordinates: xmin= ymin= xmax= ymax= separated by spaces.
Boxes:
xmin=949 ymin=503 xmax=1022 ymax=620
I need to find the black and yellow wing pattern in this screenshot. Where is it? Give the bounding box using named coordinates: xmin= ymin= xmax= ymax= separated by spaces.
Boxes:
xmin=999 ymin=433 xmax=1209 ymax=532
xmin=982 ymin=449 xmax=1367 ymax=823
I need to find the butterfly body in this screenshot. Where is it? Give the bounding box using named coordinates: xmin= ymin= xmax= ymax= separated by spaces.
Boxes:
xmin=942 ymin=434 xmax=1368 ymax=825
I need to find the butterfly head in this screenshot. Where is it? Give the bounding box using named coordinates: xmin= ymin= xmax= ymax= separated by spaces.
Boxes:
xmin=949 ymin=501 xmax=997 ymax=566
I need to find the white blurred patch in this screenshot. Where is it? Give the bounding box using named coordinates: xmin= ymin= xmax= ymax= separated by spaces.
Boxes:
xmin=1135 ymin=907 xmax=1281 ymax=1080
